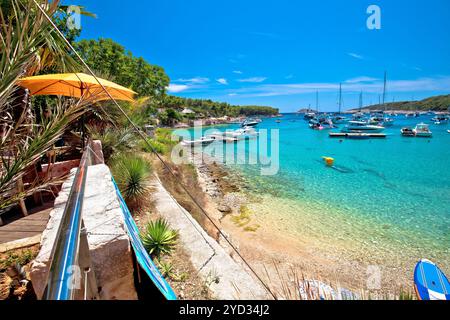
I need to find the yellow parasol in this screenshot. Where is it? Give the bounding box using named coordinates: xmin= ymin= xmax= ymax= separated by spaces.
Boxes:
xmin=17 ymin=73 xmax=136 ymax=102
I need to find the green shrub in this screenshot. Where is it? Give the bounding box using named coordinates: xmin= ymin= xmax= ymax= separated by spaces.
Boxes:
xmin=141 ymin=218 xmax=178 ymax=257
xmin=112 ymin=154 xmax=152 ymax=212
xmin=90 ymin=127 xmax=137 ymax=163
xmin=140 ymin=138 xmax=167 ymax=154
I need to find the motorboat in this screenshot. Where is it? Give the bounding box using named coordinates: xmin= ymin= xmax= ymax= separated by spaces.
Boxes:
xmin=332 ymin=115 xmax=349 ymax=124
xmin=342 ymin=121 xmax=385 ymax=133
xmin=413 ymin=123 xmax=433 ymax=138
xmin=401 ymin=127 xmax=415 ymax=137
xmin=432 ymin=115 xmax=449 ymax=125
xmin=309 ymin=122 xmax=324 ymax=130
xmin=225 ymin=127 xmax=259 ymax=140
xmin=181 ymin=136 xmax=216 ymax=147
xmin=352 ymin=112 xmax=366 ymax=121
xmin=241 ymin=119 xmax=259 ymax=127
xmin=368 ymin=115 xmax=384 ymax=125
xmin=310 ymin=117 xmax=336 ymax=130
xmin=304 ymin=112 xmax=316 ymax=120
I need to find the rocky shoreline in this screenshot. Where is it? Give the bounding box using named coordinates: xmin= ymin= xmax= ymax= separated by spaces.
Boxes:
xmin=185 ymin=150 xmax=413 ymax=299
xmin=189 ymin=152 xmax=248 ymax=220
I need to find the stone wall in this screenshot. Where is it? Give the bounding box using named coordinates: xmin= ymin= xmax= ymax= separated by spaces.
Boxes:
xmin=151 ymin=176 xmax=270 ymax=300
xmin=30 ymin=164 xmax=137 ymax=300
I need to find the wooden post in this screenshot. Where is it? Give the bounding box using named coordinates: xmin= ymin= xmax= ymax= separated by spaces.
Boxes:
xmin=17 ymin=177 xmax=28 ymax=217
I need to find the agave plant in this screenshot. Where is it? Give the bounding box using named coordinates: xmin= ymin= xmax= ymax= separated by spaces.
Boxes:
xmin=141 ymin=218 xmax=178 ymax=258
xmin=157 ymin=259 xmax=175 ymax=279
xmin=89 ymin=126 xmax=137 ymax=163
xmin=111 ymin=154 xmax=152 ymax=212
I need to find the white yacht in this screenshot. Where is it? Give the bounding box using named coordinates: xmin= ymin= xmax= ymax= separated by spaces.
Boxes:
xmin=342 ymin=121 xmax=385 ymax=133
xmin=413 ymin=123 xmax=433 ymax=138
xmin=181 ymin=136 xmax=216 ymax=147
xmin=241 ymin=119 xmax=259 ymax=127
xmin=225 ymin=127 xmax=259 ymax=140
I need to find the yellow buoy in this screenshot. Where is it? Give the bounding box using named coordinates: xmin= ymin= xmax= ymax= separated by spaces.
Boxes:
xmin=322 ymin=157 xmax=335 ymax=167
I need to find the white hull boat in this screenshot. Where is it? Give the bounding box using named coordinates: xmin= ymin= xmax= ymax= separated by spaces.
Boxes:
xmin=342 ymin=121 xmax=385 ymax=133
xmin=181 ymin=137 xmax=216 ymax=147
xmin=413 ymin=123 xmax=433 ymax=138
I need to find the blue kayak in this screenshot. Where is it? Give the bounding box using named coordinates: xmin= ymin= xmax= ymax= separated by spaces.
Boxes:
xmin=414 ymin=259 xmax=450 ymax=301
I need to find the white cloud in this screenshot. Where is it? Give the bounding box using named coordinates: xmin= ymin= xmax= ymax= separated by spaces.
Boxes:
xmin=228 ymin=93 xmax=238 ymax=96
xmin=176 ymin=77 xmax=210 ymax=84
xmin=230 ymin=76 xmax=450 ymax=98
xmin=345 ymin=76 xmax=379 ymax=83
xmin=233 ymin=70 xmax=243 ymax=74
xmin=237 ymin=77 xmax=267 ymax=83
xmin=167 ymin=84 xmax=190 ymax=93
xmin=348 ymin=52 xmax=364 ymax=60
xmin=216 ymin=78 xmax=228 ymax=85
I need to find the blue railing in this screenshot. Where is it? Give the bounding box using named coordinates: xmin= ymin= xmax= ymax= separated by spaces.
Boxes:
xmin=43 ymin=142 xmax=176 ymax=300
xmin=113 ymin=178 xmax=177 ymax=301
xmin=43 ymin=142 xmax=94 ymax=300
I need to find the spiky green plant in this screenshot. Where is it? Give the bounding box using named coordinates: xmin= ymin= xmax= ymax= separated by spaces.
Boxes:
xmin=0 ymin=0 xmax=79 ymax=106
xmin=157 ymin=260 xmax=174 ymax=279
xmin=141 ymin=218 xmax=178 ymax=257
xmin=0 ymin=0 xmax=92 ymax=210
xmin=89 ymin=126 xmax=137 ymax=163
xmin=111 ymin=154 xmax=152 ymax=212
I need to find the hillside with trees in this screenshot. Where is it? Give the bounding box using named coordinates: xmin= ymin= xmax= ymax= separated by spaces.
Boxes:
xmin=352 ymin=94 xmax=450 ymax=112
xmin=75 ymin=38 xmax=279 ymax=118
xmin=162 ymin=95 xmax=278 ymax=117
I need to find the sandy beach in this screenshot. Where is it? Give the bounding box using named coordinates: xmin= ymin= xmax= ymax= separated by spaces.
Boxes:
xmin=188 ymin=151 xmax=419 ymax=298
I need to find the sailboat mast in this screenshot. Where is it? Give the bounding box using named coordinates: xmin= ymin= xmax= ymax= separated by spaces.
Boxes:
xmin=316 ymin=91 xmax=319 ymax=113
xmin=359 ymin=91 xmax=363 ymax=112
xmin=338 ymin=83 xmax=342 ymax=114
xmin=382 ymin=71 xmax=387 ymax=111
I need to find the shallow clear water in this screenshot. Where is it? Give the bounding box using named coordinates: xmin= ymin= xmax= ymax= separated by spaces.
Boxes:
xmin=184 ymin=114 xmax=450 ymax=270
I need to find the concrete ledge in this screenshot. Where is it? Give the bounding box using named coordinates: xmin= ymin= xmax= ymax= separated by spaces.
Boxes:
xmin=152 ymin=175 xmax=270 ymax=300
xmin=30 ymin=165 xmax=137 ymax=300
xmin=0 ymin=234 xmax=41 ymax=253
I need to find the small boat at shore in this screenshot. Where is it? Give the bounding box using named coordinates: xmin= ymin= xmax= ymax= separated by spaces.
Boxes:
xmin=181 ymin=136 xmax=216 ymax=147
xmin=413 ymin=123 xmax=433 ymax=138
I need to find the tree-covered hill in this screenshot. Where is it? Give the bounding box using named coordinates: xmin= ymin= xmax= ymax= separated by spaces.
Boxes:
xmin=352 ymin=94 xmax=450 ymax=112
xmin=75 ymin=38 xmax=279 ymax=117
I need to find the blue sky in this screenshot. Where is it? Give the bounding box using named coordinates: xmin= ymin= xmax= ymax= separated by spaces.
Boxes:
xmin=73 ymin=0 xmax=450 ymax=112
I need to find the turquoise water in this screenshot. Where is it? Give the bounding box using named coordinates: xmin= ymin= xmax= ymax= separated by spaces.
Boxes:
xmin=183 ymin=114 xmax=450 ymax=270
